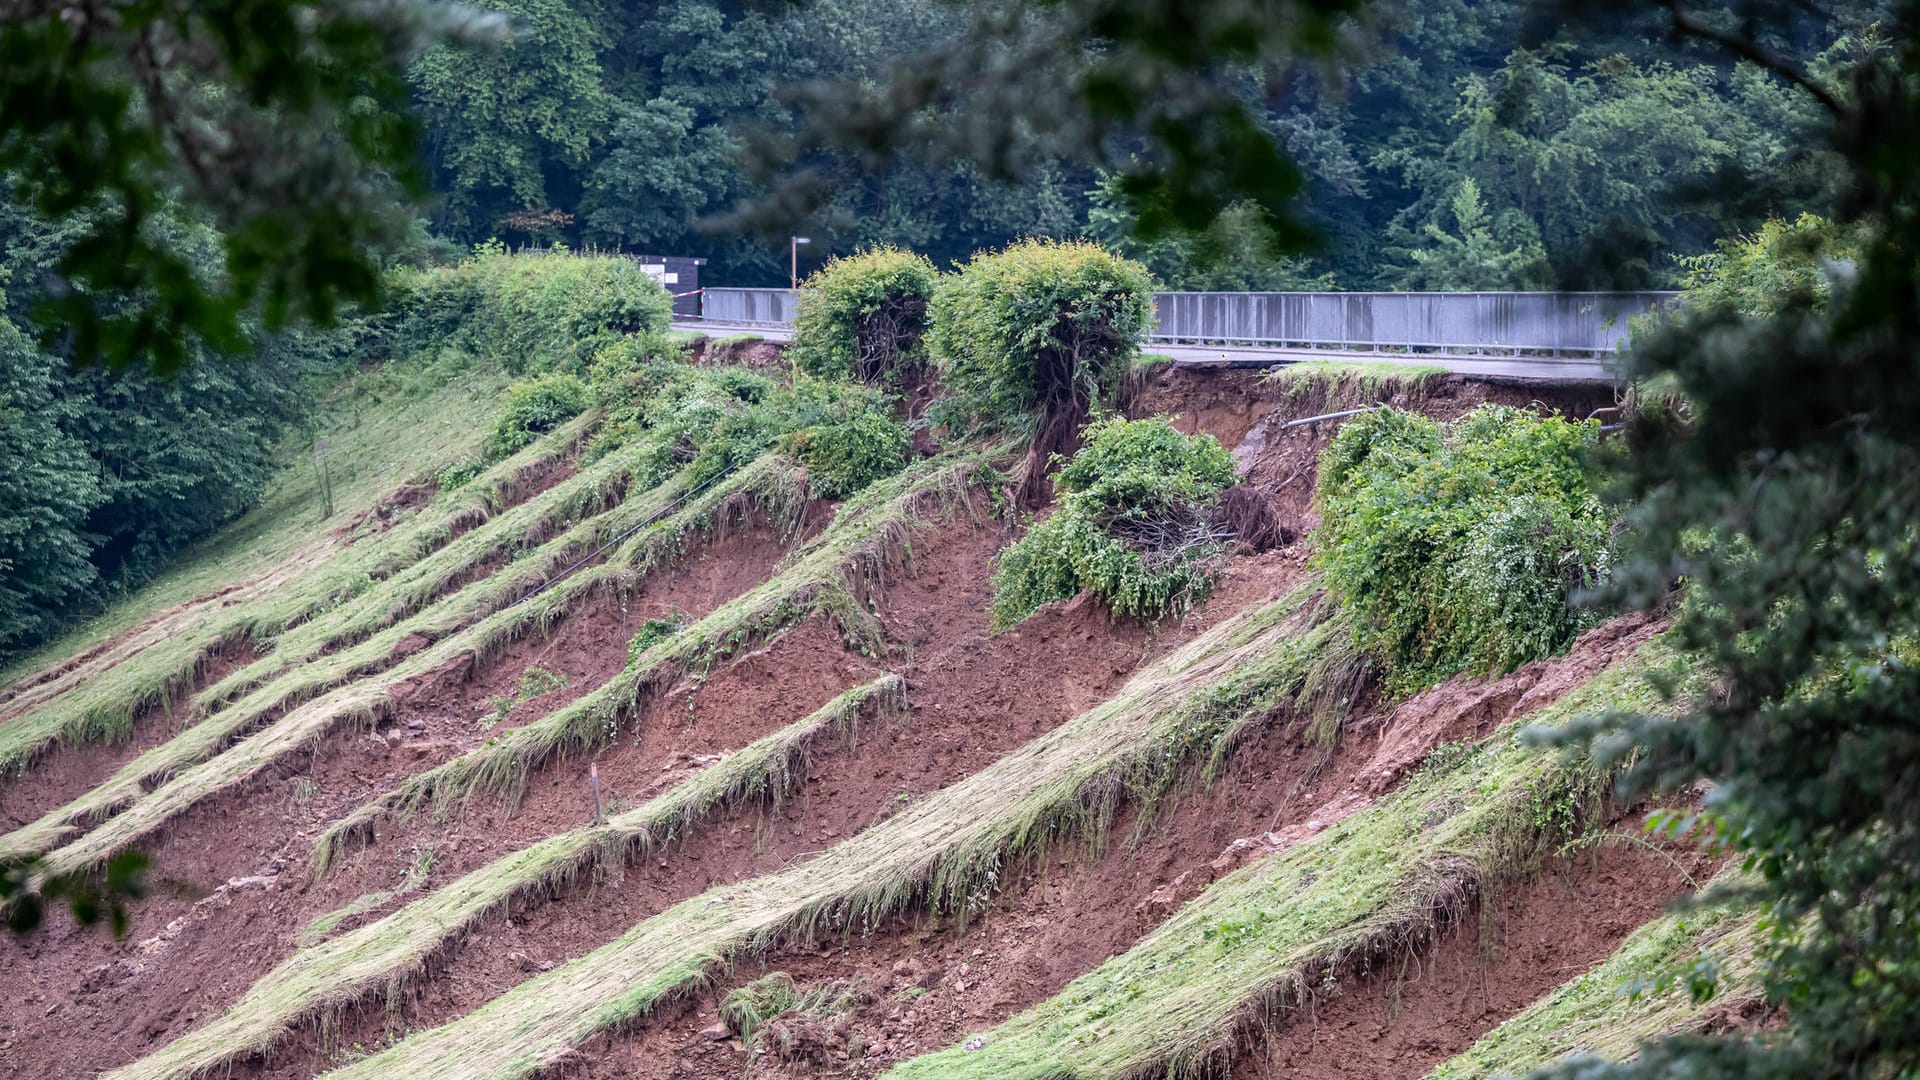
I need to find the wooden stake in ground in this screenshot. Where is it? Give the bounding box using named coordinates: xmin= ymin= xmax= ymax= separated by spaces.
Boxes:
xmin=590 ymin=762 xmax=604 ymax=823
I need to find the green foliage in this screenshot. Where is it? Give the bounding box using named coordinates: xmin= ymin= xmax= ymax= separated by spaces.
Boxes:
xmin=991 ymin=417 xmax=1236 ymax=627
xmin=1671 ymin=212 xmax=1868 ymax=318
xmin=2 ymin=850 xmax=147 ymax=938
xmin=0 ymin=318 xmax=100 ymax=651
xmin=388 ymin=247 xmax=673 ymax=375
xmin=434 ymin=459 xmax=486 ymax=493
xmin=1390 ymin=178 xmax=1551 ymax=291
xmin=627 ymin=612 xmax=689 ymax=663
xmin=408 ymin=0 xmax=609 ymax=235
xmin=790 ymin=408 xmax=911 ymax=500
xmin=487 ymin=373 xmax=590 ymax=459
xmin=1314 ymin=405 xmax=1612 ymax=694
xmin=598 ymin=362 xmax=903 ymax=491
xmin=929 ymin=239 xmax=1154 ymax=432
xmin=1539 ymin=50 xmax=1920 ymax=1067
xmin=486 ymin=666 xmax=570 ymax=729
xmin=1086 ymin=177 xmax=1335 ymax=290
xmin=721 ymin=972 xmax=862 ymax=1051
xmin=790 ymin=247 xmax=939 ymax=386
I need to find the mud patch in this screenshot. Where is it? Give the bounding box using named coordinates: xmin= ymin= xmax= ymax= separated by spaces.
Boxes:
xmin=226 ymin=527 xmax=1297 ymax=1077
xmin=552 ymin=612 xmax=1656 ymax=1079
xmin=0 ymin=636 xmax=259 ymax=831
xmin=0 ymin=528 xmax=802 ymax=1080
xmin=1135 ymin=368 xmax=1616 ymax=540
xmin=1229 ymin=835 xmax=1716 ymax=1080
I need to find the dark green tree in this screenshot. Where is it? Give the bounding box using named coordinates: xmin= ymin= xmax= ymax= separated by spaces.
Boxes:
xmin=0 ymin=314 xmax=100 ymax=652
xmin=0 ymin=0 xmax=500 ymax=372
xmin=1524 ymin=4 xmax=1920 ymax=1077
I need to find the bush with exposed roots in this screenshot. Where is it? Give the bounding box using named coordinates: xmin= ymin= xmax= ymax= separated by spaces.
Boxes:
xmin=929 ymin=239 xmax=1154 ymax=499
xmin=990 ymin=416 xmax=1237 ymax=628
xmin=789 ymin=247 xmax=939 ymax=388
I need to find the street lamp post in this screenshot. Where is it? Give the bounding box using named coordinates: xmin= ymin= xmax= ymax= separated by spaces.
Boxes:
xmin=790 ymin=236 xmax=811 ymax=290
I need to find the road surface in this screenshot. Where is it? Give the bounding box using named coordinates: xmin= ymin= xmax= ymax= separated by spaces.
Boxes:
xmin=670 ymin=321 xmax=1620 ymax=384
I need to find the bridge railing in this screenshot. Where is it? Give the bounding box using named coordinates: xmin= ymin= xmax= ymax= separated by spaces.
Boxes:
xmin=692 ymin=287 xmax=1677 ymax=355
xmin=701 ymin=287 xmax=799 ymax=327
xmin=1149 ymin=291 xmax=1675 ymax=356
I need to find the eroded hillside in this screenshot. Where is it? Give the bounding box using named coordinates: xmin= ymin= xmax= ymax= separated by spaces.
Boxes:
xmin=0 ymin=312 xmax=1741 ymax=1080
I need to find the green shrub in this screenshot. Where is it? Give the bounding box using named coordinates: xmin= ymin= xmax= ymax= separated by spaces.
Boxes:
xmin=791 ymin=407 xmax=911 ymax=500
xmin=929 ymin=239 xmax=1155 ymax=433
xmin=627 ymin=612 xmax=686 ymax=662
xmin=1671 ymin=212 xmax=1866 ymax=319
xmin=435 ymin=458 xmax=485 ymax=492
xmin=589 ymin=362 xmax=906 ymax=492
xmin=720 ymin=972 xmax=862 ymax=1050
xmin=387 ymin=245 xmax=673 ymax=373
xmin=487 ymin=372 xmax=590 ymax=458
xmin=1313 ymin=404 xmax=1613 ymax=694
xmin=990 ymin=417 xmax=1237 ymax=628
xmin=789 ymin=247 xmax=940 ymax=387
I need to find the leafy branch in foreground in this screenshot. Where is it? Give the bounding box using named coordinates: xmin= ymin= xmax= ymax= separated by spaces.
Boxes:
xmin=1535 ymin=6 xmax=1920 ymax=1072
xmin=0 ymin=0 xmax=508 ymax=372
xmin=0 ymin=851 xmax=147 ymax=937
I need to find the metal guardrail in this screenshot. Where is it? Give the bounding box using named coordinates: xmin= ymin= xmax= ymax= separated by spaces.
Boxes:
xmin=1150 ymin=291 xmax=1675 ymax=355
xmin=693 ymin=288 xmax=1678 ymax=355
xmin=701 ymin=287 xmax=799 ymax=326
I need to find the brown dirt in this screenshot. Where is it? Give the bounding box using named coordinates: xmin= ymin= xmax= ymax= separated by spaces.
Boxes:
xmin=1227 ymin=833 xmax=1716 ymax=1080
xmin=217 ymin=520 xmax=1299 ymax=1077
xmin=0 ymin=369 xmax=1667 ymax=1080
xmin=0 ymin=527 xmax=798 ymax=1080
xmin=0 ymin=637 xmax=260 ymax=833
xmin=530 ymin=612 xmax=1663 ymax=1079
xmin=688 ymin=337 xmax=791 ymax=370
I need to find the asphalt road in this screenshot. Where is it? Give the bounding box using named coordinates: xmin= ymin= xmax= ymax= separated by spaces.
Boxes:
xmin=671 ymin=321 xmax=1620 ymax=384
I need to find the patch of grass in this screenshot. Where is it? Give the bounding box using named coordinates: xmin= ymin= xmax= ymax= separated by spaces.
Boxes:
xmin=714 ymin=333 xmax=765 ymax=346
xmin=109 ymin=676 xmax=905 ymax=1080
xmin=1265 ymin=360 xmax=1449 ymax=405
xmin=1423 ymin=879 xmax=1760 ymax=1079
xmin=626 ymin=612 xmax=688 ymax=663
xmin=721 ymin=972 xmax=863 ymax=1050
xmin=486 ymin=667 xmax=570 ymax=730
xmin=299 ymin=891 xmax=395 ymax=948
xmin=312 ymin=451 xmax=996 ymax=858
xmin=0 ymin=346 xmax=515 ymax=694
xmin=5 ymin=450 xmax=810 ymax=874
xmin=878 ymin=641 xmax=1699 ymax=1080
xmin=400 ymin=843 xmax=436 ymax=890
xmin=302 ymin=585 xmax=1388 ymax=1080
xmin=0 ymin=412 xmax=600 ymax=779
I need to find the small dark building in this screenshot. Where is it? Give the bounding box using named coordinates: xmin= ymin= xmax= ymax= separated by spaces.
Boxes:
xmin=634 ymin=255 xmax=706 ymax=318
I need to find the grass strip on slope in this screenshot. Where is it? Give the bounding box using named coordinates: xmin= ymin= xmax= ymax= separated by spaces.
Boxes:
xmin=108 ymin=675 xmax=905 ymax=1080
xmin=1424 ymin=878 xmax=1761 ymax=1079
xmin=186 ymin=434 xmax=685 ymax=724
xmin=0 ymin=415 xmax=598 ymax=776
xmin=880 ymin=642 xmax=1696 ymax=1080
xmin=311 ymin=450 xmax=998 ymax=869
xmin=312 ymin=585 xmax=1363 ymax=1080
xmin=3 ymin=453 xmax=807 ymax=869
xmin=1266 ymin=360 xmax=1450 ymax=405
